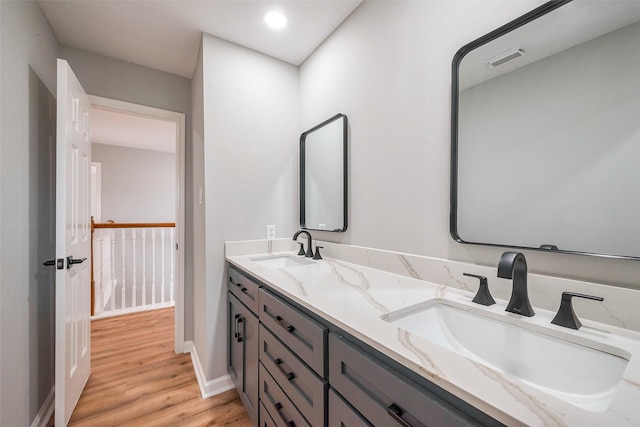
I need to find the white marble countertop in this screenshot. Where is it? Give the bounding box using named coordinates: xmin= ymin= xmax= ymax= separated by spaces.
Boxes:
xmin=226 ymin=250 xmax=640 ymax=427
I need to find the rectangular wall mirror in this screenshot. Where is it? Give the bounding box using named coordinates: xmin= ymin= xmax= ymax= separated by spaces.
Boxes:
xmin=300 ymin=113 xmax=348 ymax=232
xmin=451 ymin=0 xmax=640 ymax=260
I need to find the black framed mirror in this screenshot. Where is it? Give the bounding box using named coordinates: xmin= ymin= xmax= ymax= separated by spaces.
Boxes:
xmin=451 ymin=0 xmax=640 ymax=260
xmin=300 ymin=113 xmax=348 ymax=232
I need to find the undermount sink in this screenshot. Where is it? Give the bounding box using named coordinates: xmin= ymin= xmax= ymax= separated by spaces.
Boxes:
xmin=382 ymin=299 xmax=630 ymax=412
xmin=250 ymin=254 xmax=314 ymax=269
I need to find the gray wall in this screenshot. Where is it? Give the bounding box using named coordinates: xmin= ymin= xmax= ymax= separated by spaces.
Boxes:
xmin=299 ymin=0 xmax=640 ymax=289
xmin=191 ymin=38 xmax=207 ymax=380
xmin=0 ymin=1 xmax=58 ymax=425
xmin=93 ymin=143 xmax=176 ymax=223
xmin=59 ymin=45 xmax=195 ymax=338
xmin=195 ymin=34 xmax=299 ymax=381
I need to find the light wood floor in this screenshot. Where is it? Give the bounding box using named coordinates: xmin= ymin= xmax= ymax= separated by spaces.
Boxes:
xmin=50 ymin=307 xmax=252 ymax=426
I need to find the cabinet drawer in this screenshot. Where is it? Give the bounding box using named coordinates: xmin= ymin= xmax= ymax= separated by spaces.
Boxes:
xmin=228 ymin=266 xmax=260 ymax=313
xmin=260 ymin=324 xmax=327 ymax=426
xmin=329 ymin=334 xmax=480 ymax=427
xmin=260 ymin=402 xmax=278 ymax=427
xmin=260 ymin=363 xmax=311 ymax=427
xmin=259 ymin=289 xmax=327 ymax=377
xmin=328 ymin=388 xmax=372 ymax=427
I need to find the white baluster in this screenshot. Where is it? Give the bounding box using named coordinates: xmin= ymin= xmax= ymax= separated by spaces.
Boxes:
xmin=170 ymin=228 xmax=175 ymax=303
xmin=152 ymin=228 xmax=156 ymax=306
xmin=121 ymin=229 xmax=126 ymax=309
xmin=161 ymin=228 xmax=166 ymax=304
xmin=110 ymin=230 xmax=116 ymax=312
xmin=96 ymin=232 xmax=103 ymax=314
xmin=132 ymin=228 xmax=137 ymax=308
xmin=142 ymin=228 xmax=146 ymax=307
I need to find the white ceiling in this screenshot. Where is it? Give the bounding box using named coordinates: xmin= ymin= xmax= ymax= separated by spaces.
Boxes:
xmin=40 ymin=0 xmax=361 ymax=152
xmin=91 ymin=108 xmax=177 ymax=153
xmin=38 ymin=0 xmax=362 ymax=78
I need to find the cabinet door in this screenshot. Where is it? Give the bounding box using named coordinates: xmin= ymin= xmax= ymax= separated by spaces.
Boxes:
xmin=228 ymin=292 xmax=259 ymax=425
xmin=243 ymin=303 xmax=259 ymax=425
xmin=228 ymin=292 xmax=244 ymax=391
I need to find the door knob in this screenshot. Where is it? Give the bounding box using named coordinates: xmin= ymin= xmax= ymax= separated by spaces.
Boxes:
xmin=43 ymin=258 xmax=64 ymax=269
xmin=66 ymin=256 xmax=87 ymax=269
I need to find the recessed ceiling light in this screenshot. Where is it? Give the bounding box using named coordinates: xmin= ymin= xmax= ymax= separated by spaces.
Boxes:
xmin=263 ymin=10 xmax=287 ymax=30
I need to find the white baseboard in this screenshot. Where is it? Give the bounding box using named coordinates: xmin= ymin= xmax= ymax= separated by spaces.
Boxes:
xmin=188 ymin=341 xmax=234 ymax=399
xmin=175 ymin=340 xmax=195 ymax=354
xmin=30 ymin=387 xmax=54 ymax=427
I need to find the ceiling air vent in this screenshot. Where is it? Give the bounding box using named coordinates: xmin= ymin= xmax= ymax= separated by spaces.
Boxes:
xmin=486 ymin=45 xmax=525 ymax=67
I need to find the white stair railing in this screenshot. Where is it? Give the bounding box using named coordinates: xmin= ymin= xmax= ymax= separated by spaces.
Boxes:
xmin=91 ymin=221 xmax=176 ymax=318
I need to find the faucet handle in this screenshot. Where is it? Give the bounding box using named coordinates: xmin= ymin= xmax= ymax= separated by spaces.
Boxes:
xmin=551 ymin=292 xmax=604 ymax=330
xmin=313 ymin=246 xmax=323 ymax=260
xmin=297 ymin=242 xmax=306 ymax=256
xmin=464 ymin=273 xmax=496 ymax=306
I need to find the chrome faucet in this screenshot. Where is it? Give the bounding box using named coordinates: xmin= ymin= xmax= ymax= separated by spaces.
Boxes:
xmin=497 ymin=251 xmax=535 ymax=317
xmin=293 ymin=230 xmax=314 ymax=258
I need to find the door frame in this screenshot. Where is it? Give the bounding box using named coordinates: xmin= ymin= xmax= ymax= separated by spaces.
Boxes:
xmin=88 ymin=95 xmax=187 ymax=353
xmin=91 ymin=161 xmax=102 ymax=222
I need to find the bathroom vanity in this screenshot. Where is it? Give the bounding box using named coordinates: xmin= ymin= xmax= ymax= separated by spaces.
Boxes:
xmin=226 ymin=241 xmax=640 ymax=427
xmin=227 ymin=263 xmax=498 ymax=427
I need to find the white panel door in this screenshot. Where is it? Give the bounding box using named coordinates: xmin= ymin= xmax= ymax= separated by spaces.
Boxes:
xmin=55 ymin=59 xmax=92 ymax=426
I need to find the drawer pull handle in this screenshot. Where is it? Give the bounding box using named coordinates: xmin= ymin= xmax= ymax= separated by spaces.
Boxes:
xmin=230 ymin=277 xmax=247 ymax=291
xmin=273 ymin=402 xmax=295 ymax=427
xmin=275 ymin=315 xmax=295 ymax=333
xmin=236 ymin=317 xmax=244 ymax=343
xmin=233 ymin=314 xmax=240 ymax=338
xmin=387 ymin=403 xmax=413 ymax=427
xmin=274 ymin=358 xmax=296 ymax=381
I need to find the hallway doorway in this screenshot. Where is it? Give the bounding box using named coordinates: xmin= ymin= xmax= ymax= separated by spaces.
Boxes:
xmin=88 ymin=96 xmax=186 ymax=353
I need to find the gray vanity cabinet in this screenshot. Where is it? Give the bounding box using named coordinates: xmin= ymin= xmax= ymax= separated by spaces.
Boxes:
xmin=259 ymin=402 xmax=278 ymax=427
xmin=258 ymin=288 xmax=329 ymax=426
xmin=229 ymin=266 xmax=260 ymax=312
xmin=260 ymin=324 xmax=328 ymax=425
xmin=228 ymin=289 xmax=259 ymax=424
xmin=329 ymin=333 xmax=482 ymax=427
xmin=328 ymin=389 xmax=372 ymax=427
xmin=227 ymin=265 xmax=502 ymax=427
xmin=259 ymin=288 xmax=328 ymax=377
xmin=260 ymin=363 xmax=311 ymax=427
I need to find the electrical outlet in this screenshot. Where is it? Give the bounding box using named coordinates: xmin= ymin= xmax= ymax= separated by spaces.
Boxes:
xmin=266 ymin=225 xmax=276 ymax=240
